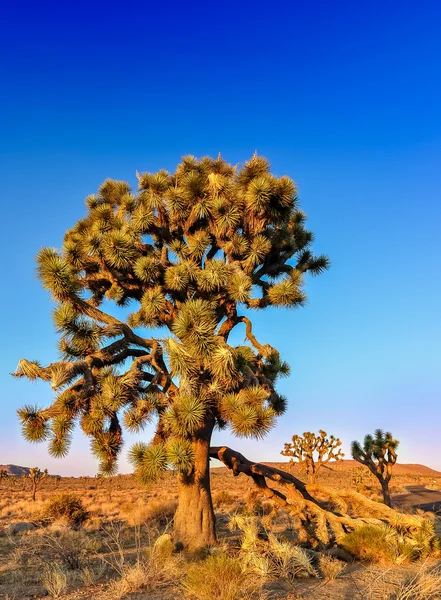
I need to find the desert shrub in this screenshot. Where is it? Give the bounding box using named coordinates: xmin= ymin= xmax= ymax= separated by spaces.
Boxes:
xmin=229 ymin=515 xmax=316 ymax=581
xmin=183 ymin=554 xmax=264 ymax=600
xmin=108 ymin=562 xmax=146 ymax=598
xmin=213 ymin=490 xmax=236 ymax=507
xmin=145 ymin=499 xmax=178 ymax=524
xmin=340 ymin=525 xmax=403 ymax=564
xmin=41 ymin=563 xmax=68 ymax=598
xmin=14 ymin=529 xmax=99 ymax=570
xmin=106 ymin=545 xmax=182 ymax=600
xmin=42 ymin=493 xmax=89 ymax=527
xmin=244 ymin=490 xmax=272 ymax=516
xmin=385 ymin=564 xmax=441 ymax=599
xmin=260 ymin=533 xmax=316 ymax=580
xmin=340 ymin=522 xmax=439 ymax=565
xmin=318 ymin=554 xmax=345 ymax=581
xmin=121 ymin=499 xmax=177 ymax=527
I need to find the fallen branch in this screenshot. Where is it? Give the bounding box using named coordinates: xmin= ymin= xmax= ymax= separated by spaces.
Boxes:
xmin=209 ymin=446 xmax=428 ymax=549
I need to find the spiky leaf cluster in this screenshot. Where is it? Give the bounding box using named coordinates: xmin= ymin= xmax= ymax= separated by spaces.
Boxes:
xmin=351 ymin=429 xmax=399 ymax=482
xmin=14 ymin=155 xmax=328 ymax=477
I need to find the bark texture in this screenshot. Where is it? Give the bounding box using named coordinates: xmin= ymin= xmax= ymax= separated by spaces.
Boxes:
xmin=174 ymin=437 xmax=217 ymax=550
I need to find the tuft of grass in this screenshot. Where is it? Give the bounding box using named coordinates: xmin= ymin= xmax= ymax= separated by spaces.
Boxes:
xmin=265 ymin=533 xmax=317 ymax=579
xmin=183 ymin=554 xmax=265 ymax=600
xmin=318 ymin=554 xmax=345 ymax=581
xmin=340 ymin=521 xmax=440 ymax=565
xmin=108 ymin=562 xmax=147 ymax=599
xmin=230 ymin=515 xmax=316 ymax=581
xmin=121 ymin=499 xmax=177 ymax=526
xmin=41 ymin=563 xmax=68 ymax=598
xmin=386 ymin=564 xmax=441 ymax=599
xmin=106 ymin=551 xmax=182 ymax=600
xmin=213 ymin=490 xmax=236 ymax=507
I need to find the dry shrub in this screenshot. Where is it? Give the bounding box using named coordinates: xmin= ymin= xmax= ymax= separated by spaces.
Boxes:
xmin=229 ymin=515 xmax=316 ymax=581
xmin=213 ymin=490 xmax=236 ymax=507
xmin=105 ymin=542 xmax=182 ymax=599
xmin=41 ymin=563 xmax=68 ymax=598
xmin=318 ymin=554 xmax=345 ymax=581
xmin=108 ymin=562 xmax=146 ymax=598
xmin=42 ymin=493 xmax=89 ymax=528
xmin=122 ymin=499 xmax=177 ymax=526
xmin=244 ymin=490 xmax=272 ymax=516
xmin=13 ymin=528 xmax=99 ymax=570
xmin=183 ymin=554 xmax=265 ymax=600
xmin=145 ymin=499 xmax=177 ymax=524
xmin=386 ymin=564 xmax=441 ymax=599
xmin=340 ymin=522 xmax=439 ymax=565
xmin=79 ymin=565 xmax=100 ymax=587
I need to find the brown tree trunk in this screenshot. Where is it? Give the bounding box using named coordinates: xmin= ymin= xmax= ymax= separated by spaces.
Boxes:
xmin=381 ymin=479 xmax=392 ymax=507
xmin=32 ymin=481 xmax=36 ymax=502
xmin=174 ymin=435 xmax=217 ymax=551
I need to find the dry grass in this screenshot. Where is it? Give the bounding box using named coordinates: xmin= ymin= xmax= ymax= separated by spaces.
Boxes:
xmin=318 ymin=554 xmax=346 ymax=580
xmin=383 ymin=563 xmax=441 ymax=599
xmin=0 ymin=462 xmax=440 ymax=600
xmin=41 ymin=492 xmax=89 ymax=527
xmin=183 ymin=553 xmax=266 ymax=600
xmin=41 ymin=563 xmax=68 ymax=598
xmin=340 ymin=521 xmax=439 ymax=565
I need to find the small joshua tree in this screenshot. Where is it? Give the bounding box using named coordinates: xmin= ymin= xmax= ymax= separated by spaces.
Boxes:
xmin=351 ymin=429 xmax=399 ymax=507
xmin=13 ymin=154 xmax=328 ymax=549
xmin=0 ymin=470 xmax=9 ymax=486
xmin=29 ymin=467 xmax=48 ymax=501
xmin=281 ymin=430 xmax=344 ymax=484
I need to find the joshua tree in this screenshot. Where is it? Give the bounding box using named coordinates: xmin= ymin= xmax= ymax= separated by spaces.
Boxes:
xmin=281 ymin=430 xmax=344 ymax=484
xmin=13 ymin=154 xmax=328 ymax=549
xmin=28 ymin=467 xmax=48 ymax=501
xmin=0 ymin=470 xmax=9 ymax=487
xmin=351 ymin=429 xmax=399 ymax=507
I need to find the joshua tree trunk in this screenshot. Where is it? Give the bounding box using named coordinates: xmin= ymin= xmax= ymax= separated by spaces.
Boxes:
xmin=381 ymin=479 xmax=392 ymax=507
xmin=174 ymin=432 xmax=217 ymax=551
xmin=32 ymin=482 xmax=37 ymax=502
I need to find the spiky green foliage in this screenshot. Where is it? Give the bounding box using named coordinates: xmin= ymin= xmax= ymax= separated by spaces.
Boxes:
xmin=14 ymin=155 xmax=328 ymax=477
xmin=351 ymin=429 xmax=399 ymax=507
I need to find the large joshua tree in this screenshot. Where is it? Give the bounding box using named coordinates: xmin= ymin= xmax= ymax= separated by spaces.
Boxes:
xmin=14 ymin=155 xmax=328 ymax=549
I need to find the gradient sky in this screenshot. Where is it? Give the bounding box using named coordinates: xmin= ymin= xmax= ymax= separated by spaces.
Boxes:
xmin=1 ymin=1 xmax=440 ymax=475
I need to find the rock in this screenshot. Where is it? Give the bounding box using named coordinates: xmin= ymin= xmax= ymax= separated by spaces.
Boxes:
xmin=6 ymin=522 xmax=37 ymax=535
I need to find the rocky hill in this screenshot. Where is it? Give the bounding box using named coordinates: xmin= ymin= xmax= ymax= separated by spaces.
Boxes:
xmin=0 ymin=464 xmax=31 ymax=477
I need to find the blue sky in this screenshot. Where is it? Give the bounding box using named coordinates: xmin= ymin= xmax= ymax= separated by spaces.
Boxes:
xmin=1 ymin=1 xmax=440 ymax=475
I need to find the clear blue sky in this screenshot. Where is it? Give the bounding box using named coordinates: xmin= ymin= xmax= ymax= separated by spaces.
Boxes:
xmin=1 ymin=1 xmax=440 ymax=475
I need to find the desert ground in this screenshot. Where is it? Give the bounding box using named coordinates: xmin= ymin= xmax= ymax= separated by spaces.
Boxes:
xmin=1 ymin=459 xmax=441 ymax=599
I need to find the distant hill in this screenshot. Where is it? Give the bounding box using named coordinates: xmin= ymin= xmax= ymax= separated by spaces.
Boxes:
xmin=1 ymin=460 xmax=440 ymax=479
xmin=211 ymin=459 xmax=441 ymax=478
xmin=264 ymin=460 xmax=441 ymax=477
xmin=0 ymin=465 xmax=31 ymax=477
xmin=0 ymin=465 xmax=61 ymax=478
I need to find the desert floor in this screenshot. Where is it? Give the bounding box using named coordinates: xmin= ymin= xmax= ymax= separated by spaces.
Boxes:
xmin=1 ymin=460 xmax=441 ymax=599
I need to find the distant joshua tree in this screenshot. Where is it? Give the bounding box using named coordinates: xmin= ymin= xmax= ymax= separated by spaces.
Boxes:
xmin=0 ymin=470 xmax=9 ymax=486
xmin=28 ymin=467 xmax=48 ymax=501
xmin=351 ymin=429 xmax=399 ymax=507
xmin=281 ymin=430 xmax=344 ymax=483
